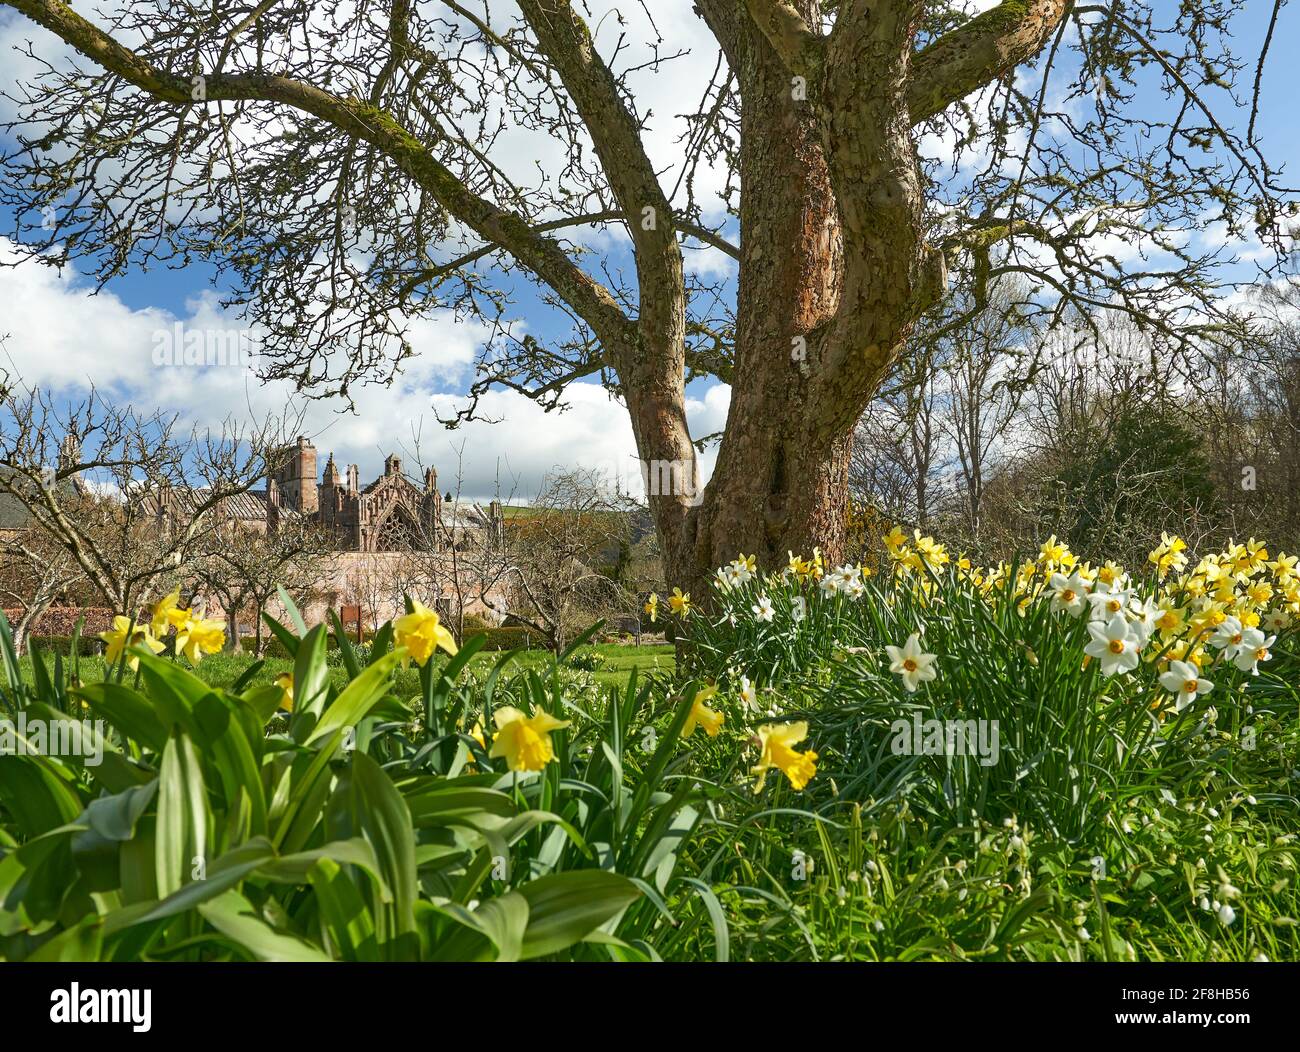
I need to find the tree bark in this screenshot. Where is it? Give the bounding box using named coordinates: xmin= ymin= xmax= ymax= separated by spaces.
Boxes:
xmin=687 ymin=16 xmax=848 ymax=579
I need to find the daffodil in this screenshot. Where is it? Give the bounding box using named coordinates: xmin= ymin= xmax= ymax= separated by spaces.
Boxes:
xmin=175 ymin=616 xmax=226 ymax=664
xmin=753 ymin=721 xmax=818 ymax=792
xmin=1158 ymin=660 xmax=1212 ymax=712
xmin=668 ymin=587 xmax=692 ymax=617
xmin=488 ymin=706 xmax=571 ymax=771
xmin=1048 ymin=571 xmax=1088 ymax=616
xmin=1039 ymin=534 xmax=1068 ymax=568
xmin=739 ymin=675 xmax=758 ymax=711
xmin=1209 ymin=615 xmax=1246 ymax=658
xmin=684 ymin=685 xmax=725 ymax=738
xmin=1231 ymin=628 xmax=1276 ymax=675
xmin=883 ymin=525 xmax=907 ymax=556
xmin=752 ymin=595 xmax=775 ymax=622
xmin=1083 ymin=614 xmax=1143 ymax=677
xmin=150 ymin=588 xmax=191 ymax=636
xmin=1086 ymin=584 xmax=1132 ymax=621
xmin=274 ymin=672 xmax=294 ymax=711
xmin=885 ymin=633 xmax=938 ymax=693
xmin=393 ymin=599 xmax=458 ymax=665
xmin=643 ymin=592 xmax=659 ymax=623
xmin=100 ymin=616 xmax=165 ymax=671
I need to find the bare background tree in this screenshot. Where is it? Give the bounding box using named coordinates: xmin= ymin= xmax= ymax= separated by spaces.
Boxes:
xmin=191 ymin=515 xmax=335 ymax=653
xmin=0 ymin=376 xmax=295 ymax=617
xmin=0 ymin=520 xmax=86 ymax=652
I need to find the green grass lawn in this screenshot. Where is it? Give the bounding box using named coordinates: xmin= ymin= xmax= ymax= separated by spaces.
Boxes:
xmin=16 ymin=640 xmax=675 ymax=695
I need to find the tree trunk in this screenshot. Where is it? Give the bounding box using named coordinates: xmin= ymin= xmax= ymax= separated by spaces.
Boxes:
xmin=674 ymin=18 xmax=847 ymax=587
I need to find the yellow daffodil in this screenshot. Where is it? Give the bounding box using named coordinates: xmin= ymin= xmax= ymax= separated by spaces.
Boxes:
xmin=883 ymin=525 xmax=907 ymax=555
xmin=643 ymin=592 xmax=659 ymax=623
xmin=150 ymin=588 xmax=191 ymax=636
xmin=100 ymin=616 xmax=165 ymax=671
xmin=1039 ymin=534 xmax=1068 ymax=567
xmin=669 ymin=587 xmax=691 ymax=617
xmin=489 ymin=706 xmax=571 ymax=771
xmin=274 ymin=672 xmax=294 ymax=711
xmin=753 ymin=721 xmax=818 ymax=792
xmin=393 ymin=599 xmax=458 ymax=665
xmin=175 ymin=616 xmax=226 ymax=664
xmin=683 ymin=684 xmax=725 ymax=738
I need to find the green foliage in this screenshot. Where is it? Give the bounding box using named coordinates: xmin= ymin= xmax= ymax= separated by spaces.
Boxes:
xmin=672 ymin=555 xmax=1300 ymax=961
xmin=0 ymin=608 xmax=704 ymax=961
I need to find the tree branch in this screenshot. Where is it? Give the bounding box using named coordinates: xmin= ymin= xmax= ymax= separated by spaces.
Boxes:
xmin=1 ymin=0 xmax=637 ymax=356
xmin=908 ymin=0 xmax=1070 ymax=125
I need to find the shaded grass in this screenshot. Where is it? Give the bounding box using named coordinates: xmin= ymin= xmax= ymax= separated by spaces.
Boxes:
xmin=16 ymin=641 xmax=675 ymax=694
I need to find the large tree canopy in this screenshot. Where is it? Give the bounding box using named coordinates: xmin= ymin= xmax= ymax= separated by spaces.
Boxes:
xmin=1 ymin=0 xmax=1293 ymax=589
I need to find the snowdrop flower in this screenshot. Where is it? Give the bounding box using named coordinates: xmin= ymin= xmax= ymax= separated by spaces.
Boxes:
xmin=1231 ymin=628 xmax=1275 ymax=674
xmin=1084 ymin=613 xmax=1144 ymax=676
xmin=1049 ymin=572 xmax=1089 ymax=616
xmin=752 ymin=595 xmax=775 ymax=622
xmin=885 ymin=633 xmax=938 ymax=693
xmin=1217 ymin=903 xmax=1237 ymax=926
xmin=791 ymin=595 xmax=806 ymax=623
xmin=1158 ymin=660 xmax=1213 ymax=712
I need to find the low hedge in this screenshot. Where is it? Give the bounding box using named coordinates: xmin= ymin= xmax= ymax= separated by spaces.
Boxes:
xmin=476 ymin=626 xmax=548 ymax=651
xmin=27 ymin=634 xmax=104 ymax=656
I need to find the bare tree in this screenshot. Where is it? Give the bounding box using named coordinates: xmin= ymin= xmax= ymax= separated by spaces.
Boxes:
xmin=0 ymin=523 xmax=86 ymax=653
xmin=1 ymin=0 xmax=1290 ymax=589
xmin=191 ymin=516 xmax=336 ymax=653
xmin=477 ymin=468 xmax=636 ymax=652
xmin=0 ymin=380 xmax=295 ymax=617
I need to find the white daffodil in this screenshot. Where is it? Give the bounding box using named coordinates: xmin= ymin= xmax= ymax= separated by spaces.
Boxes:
xmin=1210 ymin=616 xmax=1246 ymax=657
xmin=885 ymin=632 xmax=938 ymax=693
xmin=1084 ymin=613 xmax=1143 ymax=677
xmin=818 ymin=574 xmax=840 ymax=596
xmin=1049 ymin=571 xmax=1089 ymax=616
xmin=729 ymin=559 xmax=755 ymax=586
xmin=752 ymin=595 xmax=775 ymax=622
xmin=1158 ymin=659 xmax=1213 ymax=712
xmin=791 ymin=595 xmax=807 ymax=623
xmin=1232 ymin=628 xmax=1276 ymax=674
xmin=1127 ymin=596 xmax=1160 ymax=646
xmin=713 ymin=566 xmax=734 ymax=590
xmin=740 ymin=675 xmax=758 ymax=711
xmin=1086 ymin=586 xmax=1133 ymax=622
xmin=1261 ymin=609 xmax=1291 ymax=634
xmin=844 ymin=577 xmax=866 ymax=601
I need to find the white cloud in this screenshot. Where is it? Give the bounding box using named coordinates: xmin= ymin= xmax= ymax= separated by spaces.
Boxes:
xmin=0 ymin=239 xmax=728 ymax=503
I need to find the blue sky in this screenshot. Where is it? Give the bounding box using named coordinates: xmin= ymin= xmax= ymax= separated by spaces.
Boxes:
xmin=0 ymin=1 xmax=1295 ymax=501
